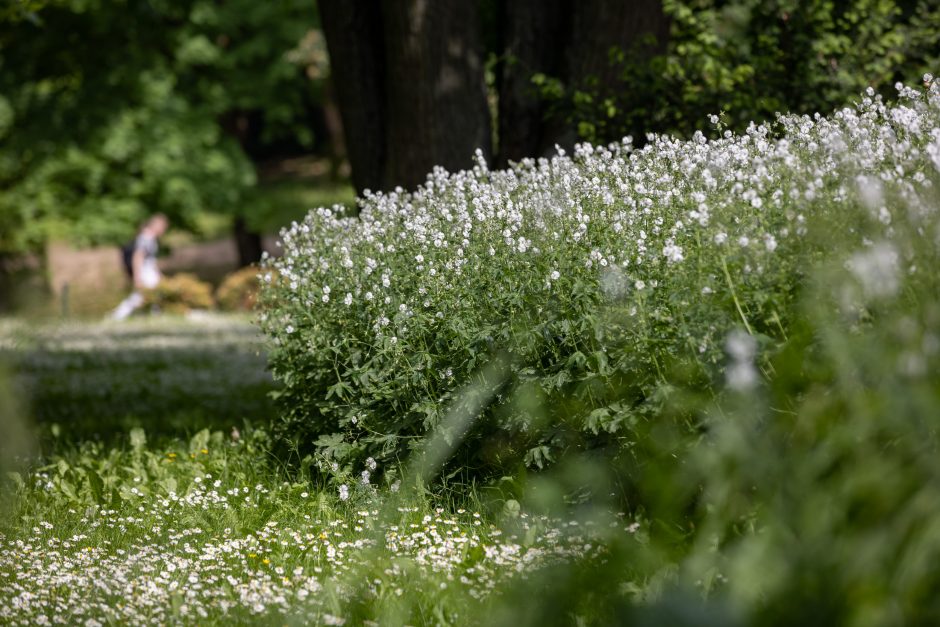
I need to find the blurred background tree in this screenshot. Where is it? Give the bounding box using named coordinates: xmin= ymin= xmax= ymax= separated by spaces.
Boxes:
xmin=0 ymin=0 xmax=332 ymax=264
xmin=319 ymin=0 xmax=669 ymax=191
xmin=318 ymin=1 xmax=493 ymax=193
xmin=494 ymin=0 xmax=670 ymax=166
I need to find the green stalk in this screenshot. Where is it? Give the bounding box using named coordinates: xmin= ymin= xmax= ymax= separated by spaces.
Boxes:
xmin=721 ymin=256 xmax=754 ymax=336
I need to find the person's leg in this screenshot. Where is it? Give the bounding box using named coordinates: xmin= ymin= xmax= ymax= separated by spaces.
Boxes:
xmin=110 ymin=291 xmax=144 ymax=320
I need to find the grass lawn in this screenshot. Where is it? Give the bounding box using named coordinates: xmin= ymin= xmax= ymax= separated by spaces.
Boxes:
xmin=0 ymin=316 xmax=629 ymax=626
xmin=1 ymin=315 xmax=275 ymax=439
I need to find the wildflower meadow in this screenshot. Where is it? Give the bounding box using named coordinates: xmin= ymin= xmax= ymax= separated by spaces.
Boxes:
xmin=3 ymin=77 xmax=940 ymax=625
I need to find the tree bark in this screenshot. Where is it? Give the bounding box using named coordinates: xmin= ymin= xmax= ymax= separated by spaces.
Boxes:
xmin=500 ymin=0 xmax=670 ymax=158
xmin=554 ymin=0 xmax=670 ymax=149
xmin=321 ymin=78 xmax=348 ymax=180
xmin=221 ymin=110 xmax=266 ymax=267
xmin=319 ymin=0 xmax=668 ymax=191
xmin=380 ymin=0 xmax=492 ymax=190
xmin=318 ymin=0 xmax=387 ymax=194
xmin=565 ymin=0 xmax=670 ymax=93
xmin=496 ymin=0 xmax=567 ymax=167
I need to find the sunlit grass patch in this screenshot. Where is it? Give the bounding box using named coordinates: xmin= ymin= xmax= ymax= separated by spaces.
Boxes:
xmin=0 ymin=315 xmax=275 ymax=441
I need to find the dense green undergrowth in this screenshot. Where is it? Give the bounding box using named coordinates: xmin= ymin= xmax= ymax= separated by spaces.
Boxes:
xmin=2 ymin=319 xmax=634 ymax=625
xmin=2 ymin=422 xmax=634 ymax=626
xmin=0 ymin=318 xmax=642 ymax=625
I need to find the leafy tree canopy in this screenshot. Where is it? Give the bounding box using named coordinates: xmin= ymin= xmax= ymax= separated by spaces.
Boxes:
xmin=0 ymin=0 xmax=325 ymax=253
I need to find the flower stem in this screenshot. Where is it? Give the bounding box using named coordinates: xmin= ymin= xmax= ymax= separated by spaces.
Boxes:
xmin=721 ymin=256 xmax=754 ymax=336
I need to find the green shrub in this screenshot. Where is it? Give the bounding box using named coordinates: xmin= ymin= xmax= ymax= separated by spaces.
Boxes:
xmin=685 ymin=255 xmax=940 ymax=624
xmin=142 ymin=273 xmax=215 ymax=314
xmin=260 ymin=79 xmax=940 ymax=481
xmin=216 ymin=266 xmax=263 ymax=312
xmin=485 ymin=193 xmax=940 ymax=626
xmin=538 ymin=0 xmax=940 ymax=145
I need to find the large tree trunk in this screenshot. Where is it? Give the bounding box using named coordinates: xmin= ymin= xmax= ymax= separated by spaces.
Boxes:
xmin=498 ymin=0 xmax=670 ymax=159
xmin=556 ymin=0 xmax=670 ymax=149
xmin=221 ymin=110 xmax=266 ymax=267
xmin=380 ymin=0 xmax=491 ymax=190
xmin=496 ymin=0 xmax=567 ymax=167
xmin=318 ymin=0 xmax=387 ymax=194
xmin=565 ymin=0 xmax=670 ymax=92
xmin=320 ymin=0 xmax=668 ymax=191
xmin=321 ymin=78 xmax=348 ymax=180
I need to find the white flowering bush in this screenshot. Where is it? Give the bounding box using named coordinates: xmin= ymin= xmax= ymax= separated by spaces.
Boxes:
xmin=260 ymin=78 xmax=940 ymax=477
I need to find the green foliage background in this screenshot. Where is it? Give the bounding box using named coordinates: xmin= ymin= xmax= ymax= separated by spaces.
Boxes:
xmin=0 ymin=0 xmax=324 ymax=253
xmin=536 ymin=0 xmax=940 ymax=144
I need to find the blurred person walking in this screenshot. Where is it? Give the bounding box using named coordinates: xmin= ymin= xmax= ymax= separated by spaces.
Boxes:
xmin=109 ymin=214 xmax=168 ymax=320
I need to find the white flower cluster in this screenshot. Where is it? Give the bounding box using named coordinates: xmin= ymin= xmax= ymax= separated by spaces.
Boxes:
xmin=0 ymin=473 xmax=619 ymax=626
xmin=262 ymin=79 xmax=940 ymax=357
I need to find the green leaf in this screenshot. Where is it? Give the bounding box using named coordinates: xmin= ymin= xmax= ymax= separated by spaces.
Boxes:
xmin=585 ymin=407 xmax=611 ymax=435
xmin=315 ymin=432 xmax=351 ymax=461
xmin=84 ymin=469 xmax=105 ymax=505
xmin=524 ymin=445 xmax=553 ymax=470
xmin=5 ymin=471 xmax=24 ymax=491
xmin=57 ymin=478 xmax=78 ymax=502
xmin=110 ymin=487 xmax=124 ymax=508
xmin=326 ymin=379 xmax=352 ymax=400
xmin=566 ymin=351 xmax=588 ymax=369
